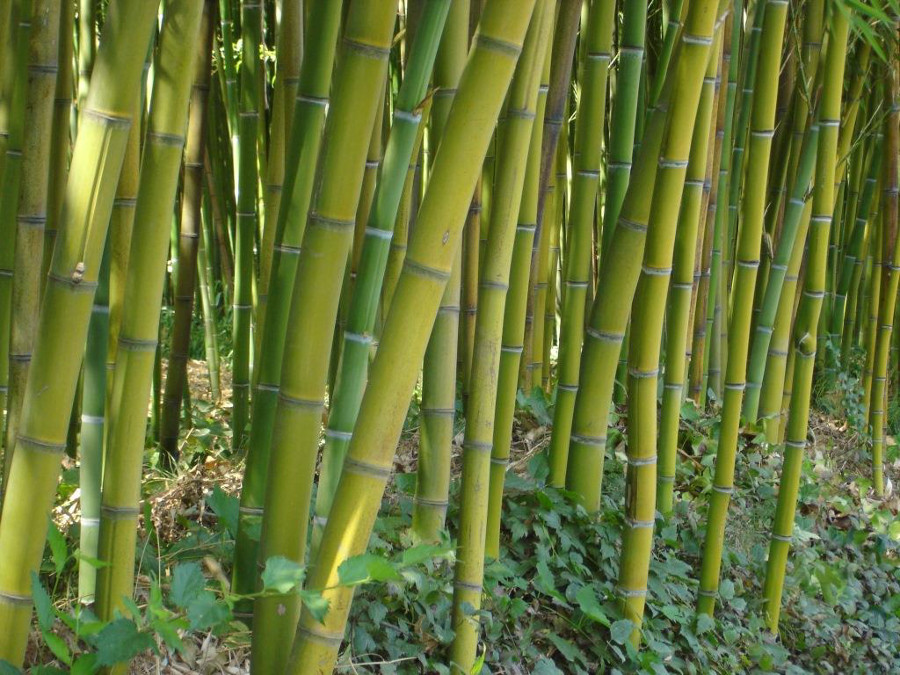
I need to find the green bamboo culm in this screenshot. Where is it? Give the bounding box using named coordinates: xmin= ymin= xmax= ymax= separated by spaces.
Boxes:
xmin=742 ymin=121 xmax=820 ymax=424
xmin=563 ymin=0 xmax=710 ymax=512
xmin=695 ymin=0 xmax=788 ymax=618
xmin=285 ymin=4 xmax=537 ymax=672
xmin=159 ymin=5 xmax=215 ymax=465
xmin=484 ymin=3 xmax=556 ymax=559
xmin=546 ymin=0 xmax=615 ymax=488
xmin=656 ymin=25 xmax=721 ymax=515
xmin=405 ymin=0 xmax=462 ymax=544
xmin=231 ymin=0 xmax=344 ymax=602
xmin=866 ymin=70 xmax=898 ymax=498
xmin=311 ymin=0 xmax=453 ymax=549
xmin=762 ymin=5 xmax=851 ymax=632
xmin=250 ymin=3 xmax=398 ymax=671
xmin=448 ymin=2 xmax=553 ymax=668
xmin=93 ymin=0 xmax=205 ymax=643
xmin=0 ymin=0 xmax=35 ymax=489
xmin=0 ymin=0 xmax=159 ymax=664
xmin=618 ymin=1 xmax=721 ymax=643
xmin=231 ymin=0 xmax=263 ymax=451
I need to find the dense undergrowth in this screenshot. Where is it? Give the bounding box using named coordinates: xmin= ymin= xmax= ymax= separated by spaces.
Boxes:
xmin=11 ymin=347 xmax=900 ymax=674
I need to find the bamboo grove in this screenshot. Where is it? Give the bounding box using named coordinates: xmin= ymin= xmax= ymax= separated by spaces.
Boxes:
xmin=0 ymin=0 xmax=896 ymax=672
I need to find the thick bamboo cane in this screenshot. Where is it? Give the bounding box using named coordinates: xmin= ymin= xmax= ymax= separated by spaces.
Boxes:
xmin=0 ymin=0 xmax=159 ymax=664
xmin=231 ymin=0 xmax=343 ymax=601
xmin=619 ymin=1 xmax=721 ymax=641
xmin=94 ymin=0 xmax=205 ymax=639
xmin=250 ymin=3 xmax=398 ymax=670
xmin=285 ymin=4 xmax=537 ymax=673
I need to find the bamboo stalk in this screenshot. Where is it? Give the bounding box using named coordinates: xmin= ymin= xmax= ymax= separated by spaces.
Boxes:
xmin=285 ymin=4 xmax=537 ymax=672
xmin=762 ymin=6 xmax=851 ymax=631
xmin=0 ymin=0 xmax=159 ymax=663
xmin=250 ymin=3 xmax=398 ymax=669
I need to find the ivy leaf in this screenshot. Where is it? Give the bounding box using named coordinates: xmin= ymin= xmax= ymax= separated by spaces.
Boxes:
xmin=261 ymin=556 xmax=306 ymax=594
xmin=170 ymin=562 xmax=207 ymax=608
xmin=299 ymin=590 xmax=330 ymax=623
xmin=338 ymin=554 xmax=401 ymax=587
xmin=93 ymin=619 xmax=156 ymax=666
xmin=31 ymin=572 xmax=54 ymax=632
xmin=610 ymin=619 xmax=634 ymax=644
xmin=206 ymin=486 xmax=239 ymax=535
xmin=575 ymin=586 xmax=610 ymax=626
xmin=696 ymin=613 xmax=715 ymax=635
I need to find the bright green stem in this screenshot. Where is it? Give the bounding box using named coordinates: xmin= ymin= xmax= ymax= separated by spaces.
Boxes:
xmin=696 ymin=0 xmax=788 ymax=618
xmin=94 ymin=0 xmax=204 ymax=640
xmin=546 ymin=0 xmax=614 ymax=488
xmin=743 ymin=121 xmax=820 ymax=423
xmin=231 ymin=0 xmax=343 ymax=603
xmin=763 ymin=8 xmax=850 ymax=631
xmin=619 ymin=0 xmax=720 ymax=641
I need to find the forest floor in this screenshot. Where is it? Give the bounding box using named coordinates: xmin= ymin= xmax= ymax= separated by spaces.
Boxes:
xmin=24 ymin=358 xmax=900 ymax=674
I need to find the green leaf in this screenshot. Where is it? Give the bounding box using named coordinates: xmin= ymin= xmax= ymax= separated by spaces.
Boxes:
xmin=299 ymin=590 xmax=330 ymax=623
xmin=532 ymin=657 xmax=564 ymax=675
xmin=719 ymin=579 xmax=735 ymax=601
xmin=41 ymin=630 xmax=71 ymax=666
xmin=610 ymin=619 xmax=634 ymax=644
xmin=47 ymin=521 xmax=68 ymax=575
xmin=93 ymin=619 xmax=156 ymax=666
xmin=0 ymin=662 xmax=19 ymax=675
xmin=206 ymin=486 xmax=239 ymax=535
xmin=338 ymin=554 xmax=402 ymax=587
xmin=170 ymin=562 xmax=207 ymax=608
xmin=696 ymin=613 xmax=715 ymax=635
xmin=261 ymin=556 xmax=306 ymax=594
xmin=31 ymin=572 xmax=54 ymax=632
xmin=150 ymin=615 xmax=187 ymax=653
xmin=575 ymin=586 xmax=610 ymax=626
xmin=76 ymin=552 xmax=111 ymax=569
xmin=70 ymin=654 xmax=98 ymax=675
xmin=401 ymin=543 xmax=450 ymax=566
xmin=186 ymin=592 xmax=231 ymax=631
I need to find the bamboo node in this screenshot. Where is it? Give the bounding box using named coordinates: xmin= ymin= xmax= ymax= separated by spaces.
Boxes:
xmin=616 ymin=587 xmax=647 ymax=598
xmin=0 ymin=591 xmax=32 ymax=606
xmin=343 ymin=456 xmax=391 ymax=480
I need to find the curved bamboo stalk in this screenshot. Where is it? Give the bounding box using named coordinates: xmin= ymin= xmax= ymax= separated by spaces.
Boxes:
xmin=285 ymin=4 xmax=538 ymax=672
xmin=762 ymin=6 xmax=851 ymax=631
xmin=94 ymin=0 xmax=205 ymax=636
xmin=0 ymin=0 xmax=159 ymax=663
xmin=250 ymin=3 xmax=398 ymax=669
xmin=411 ymin=0 xmax=465 ymax=544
